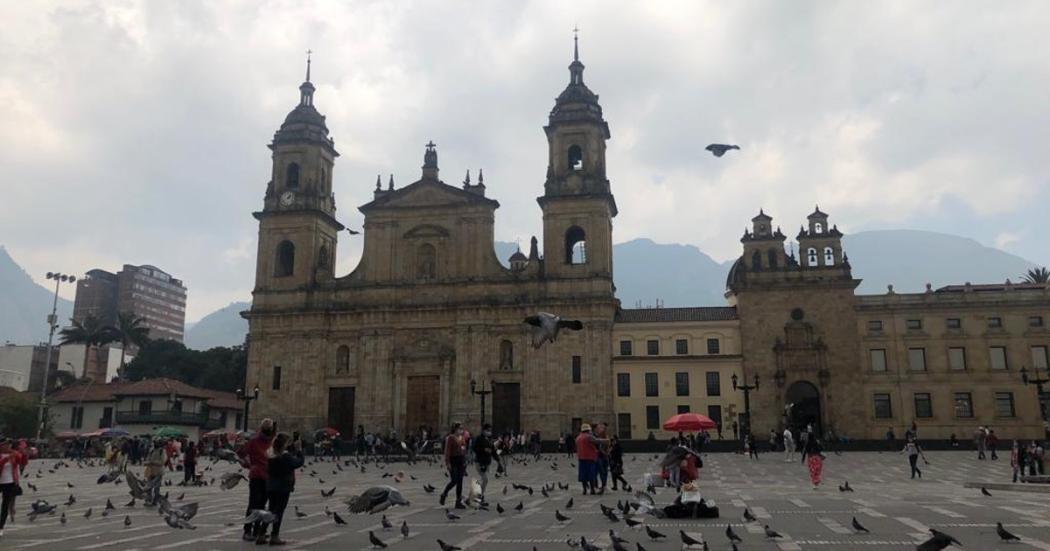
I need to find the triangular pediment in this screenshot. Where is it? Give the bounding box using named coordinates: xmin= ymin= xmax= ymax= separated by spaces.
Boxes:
xmin=359 ymin=179 xmax=499 ymax=212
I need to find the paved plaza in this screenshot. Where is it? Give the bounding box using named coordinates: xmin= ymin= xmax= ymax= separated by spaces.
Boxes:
xmin=2 ymin=450 xmax=1049 ymax=550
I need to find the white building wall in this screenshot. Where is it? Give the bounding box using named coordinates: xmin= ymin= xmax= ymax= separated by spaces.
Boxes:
xmin=0 ymin=344 xmax=35 ymax=391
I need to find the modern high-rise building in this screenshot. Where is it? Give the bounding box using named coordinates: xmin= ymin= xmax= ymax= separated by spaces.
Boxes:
xmin=71 ymin=264 xmax=187 ymax=343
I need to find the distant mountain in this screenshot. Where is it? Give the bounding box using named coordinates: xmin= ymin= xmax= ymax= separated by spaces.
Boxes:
xmin=0 ymin=246 xmax=74 ymax=344
xmin=144 ymin=230 xmax=1046 ymax=350
xmin=184 ymin=301 xmax=250 ymax=350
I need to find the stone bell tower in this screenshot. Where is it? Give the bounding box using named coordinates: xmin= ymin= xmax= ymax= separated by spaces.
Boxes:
xmin=253 ymin=54 xmax=343 ymax=292
xmin=538 ymin=32 xmax=617 ymax=281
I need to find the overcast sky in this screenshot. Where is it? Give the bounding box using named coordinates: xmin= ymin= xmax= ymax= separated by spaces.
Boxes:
xmin=2 ymin=1 xmax=1048 ymax=321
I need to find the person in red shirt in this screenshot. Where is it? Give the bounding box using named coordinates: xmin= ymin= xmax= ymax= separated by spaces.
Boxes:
xmin=238 ymin=419 xmax=275 ymax=543
xmin=0 ymin=437 xmax=29 ymax=537
xmin=575 ymin=424 xmax=600 ymax=495
xmin=440 ymin=423 xmax=467 ymax=509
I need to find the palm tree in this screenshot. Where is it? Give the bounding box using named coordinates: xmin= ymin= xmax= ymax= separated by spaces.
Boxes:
xmin=114 ymin=312 xmax=151 ymax=380
xmin=59 ymin=316 xmax=118 ymax=382
xmin=1021 ymin=266 xmax=1050 ymax=284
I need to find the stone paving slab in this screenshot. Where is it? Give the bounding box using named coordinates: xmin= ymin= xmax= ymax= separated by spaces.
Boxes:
xmin=1 ymin=451 xmax=1049 ymax=550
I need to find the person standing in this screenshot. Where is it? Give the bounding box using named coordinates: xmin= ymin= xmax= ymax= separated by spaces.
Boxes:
xmin=575 ymin=424 xmax=600 ymax=495
xmin=238 ymin=419 xmax=276 ymax=543
xmin=901 ymin=437 xmax=925 ymax=479
xmin=473 ymin=424 xmax=495 ymax=503
xmin=975 ymin=426 xmax=987 ymax=460
xmin=595 ymin=423 xmax=610 ymax=494
xmin=731 ymin=421 xmax=739 ymax=440
xmin=987 ymin=429 xmax=999 ymax=460
xmin=783 ymin=428 xmax=796 ymax=462
xmin=0 ymin=438 xmax=29 ymax=539
xmin=804 ymin=437 xmax=825 ymax=489
xmin=143 ymin=439 xmax=167 ymax=505
xmin=609 ymin=436 xmax=629 ymax=490
xmin=182 ymin=441 xmax=197 ymax=486
xmin=1011 ymin=440 xmax=1025 ymax=483
xmin=440 ymin=423 xmax=467 ymax=509
xmin=261 ymin=432 xmax=304 ymax=546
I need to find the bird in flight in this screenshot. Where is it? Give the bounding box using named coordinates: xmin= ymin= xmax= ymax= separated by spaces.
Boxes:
xmin=705 ymin=144 xmax=740 ymax=157
xmin=524 ymin=312 xmax=584 ymax=348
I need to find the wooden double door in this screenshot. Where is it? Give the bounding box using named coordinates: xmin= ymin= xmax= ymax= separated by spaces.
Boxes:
xmin=327 ymin=387 xmax=355 ymax=436
xmin=492 ymin=382 xmax=521 ymax=435
xmin=405 ymin=376 xmax=440 ymax=434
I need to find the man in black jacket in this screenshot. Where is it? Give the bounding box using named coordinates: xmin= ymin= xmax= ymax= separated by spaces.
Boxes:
xmin=473 ymin=424 xmax=495 ymax=503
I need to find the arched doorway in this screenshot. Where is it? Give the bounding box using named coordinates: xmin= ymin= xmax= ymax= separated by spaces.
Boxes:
xmin=786 ymin=381 xmax=822 ymax=435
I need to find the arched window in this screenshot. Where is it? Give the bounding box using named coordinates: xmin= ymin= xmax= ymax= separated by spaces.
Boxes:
xmin=814 ymin=222 xmax=823 ymax=234
xmin=275 ymin=240 xmax=295 ymax=277
xmin=807 ymin=247 xmax=818 ymax=267
xmin=767 ymin=249 xmax=779 ymax=269
xmin=565 ymin=226 xmax=587 ymax=264
xmin=751 ymin=251 xmax=762 ymax=271
xmin=286 ymin=163 xmax=300 ymax=189
xmin=499 ymin=340 xmax=513 ymax=370
xmin=417 ymin=243 xmax=436 ymax=279
xmin=318 ymin=244 xmax=330 ymax=269
xmin=336 ymin=345 xmax=350 ymax=374
xmin=567 ymin=145 xmax=583 ymax=171
xmin=824 ymin=247 xmax=835 ymax=266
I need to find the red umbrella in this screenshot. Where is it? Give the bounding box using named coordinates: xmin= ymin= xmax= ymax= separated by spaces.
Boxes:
xmin=663 ymin=413 xmax=717 ymax=432
xmin=314 ymin=427 xmax=340 ymax=439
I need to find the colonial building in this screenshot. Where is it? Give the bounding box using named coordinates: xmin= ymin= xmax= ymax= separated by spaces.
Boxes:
xmin=246 ymin=42 xmax=618 ymax=437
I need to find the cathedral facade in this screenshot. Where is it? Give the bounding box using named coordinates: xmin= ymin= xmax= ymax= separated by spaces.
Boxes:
xmin=245 ymin=46 xmax=618 ymax=437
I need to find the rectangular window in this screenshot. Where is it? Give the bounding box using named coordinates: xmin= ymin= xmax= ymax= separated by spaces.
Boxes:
xmin=644 ymin=372 xmax=658 ymax=397
xmin=870 ymin=349 xmax=887 ymax=372
xmin=947 ymin=318 xmax=962 ymax=330
xmin=706 ymin=338 xmax=721 ymax=355
xmin=138 ymin=400 xmax=152 ymax=415
xmin=907 ymin=319 xmax=923 ymax=330
xmin=100 ymin=407 xmax=113 ymax=429
xmin=675 ymin=372 xmax=689 ymax=396
xmin=1030 ymin=316 xmax=1045 ymax=328
xmin=619 ymin=340 xmax=633 ymax=356
xmin=647 ymin=340 xmax=660 ymax=356
xmin=873 ymin=393 xmax=892 ymax=419
xmin=988 ymin=317 xmax=1003 ymax=329
xmin=617 ymin=413 xmax=632 ymax=440
xmin=677 ymin=405 xmax=690 ymax=414
xmin=706 ymin=371 xmax=721 ymax=396
xmin=235 ymin=412 xmax=243 ymax=429
xmin=995 ymin=392 xmax=1015 ymax=417
xmin=948 ymin=347 xmax=967 ymax=371
xmin=616 ymin=373 xmax=631 ymax=397
xmin=914 ymin=393 xmax=933 ymax=418
xmin=675 ymin=339 xmax=688 ymax=355
xmin=707 ymin=405 xmax=722 ymax=429
xmin=645 ymin=406 xmax=660 ymax=430
xmin=989 ymin=347 xmax=1008 ymax=370
xmin=170 ymin=400 xmax=182 ymax=414
xmin=571 ymin=356 xmax=582 ymax=384
xmin=70 ymin=406 xmax=84 ymax=429
xmin=908 ymin=348 xmax=927 ymax=371
xmin=867 ymin=320 xmax=883 ymax=332
xmin=272 ymin=365 xmax=282 ymax=390
xmin=953 ymin=392 xmax=974 ymax=418
xmin=1031 ymin=346 xmax=1049 ymax=369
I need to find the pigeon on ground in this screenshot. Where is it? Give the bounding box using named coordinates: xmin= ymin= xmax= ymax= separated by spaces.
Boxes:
xmin=580 ymin=537 xmax=602 ymax=551
xmin=680 ymin=530 xmax=704 ymax=548
xmin=163 ymin=511 xmax=196 ymax=530
xmin=916 ymin=530 xmax=962 ymax=551
xmin=368 ymin=531 xmax=388 ymax=548
xmin=60 ymin=512 xmax=67 ymax=524
xmin=496 ymin=502 xmax=505 ymax=514
xmin=743 ymin=508 xmax=757 ymax=522
xmin=97 ymin=471 xmax=120 ymax=484
xmin=322 ymin=487 xmax=336 ymax=497
xmin=346 ymin=486 xmax=410 ymax=514
xmin=381 ymin=514 xmax=392 ymax=530
xmin=726 ymin=524 xmax=742 ymax=542
xmin=646 ymin=526 xmax=667 ymax=540
xmin=401 ymin=520 xmax=410 ymax=539
xmin=981 ymin=487 xmax=992 ymax=497
xmin=243 ymin=509 xmax=277 ymax=525
xmin=635 ymin=543 xmax=648 ymax=551
xmin=625 ymin=516 xmax=642 ymax=528
xmin=423 ymin=484 xmax=436 ymax=493
xmin=705 ymin=144 xmax=740 ymax=157
xmin=124 ymin=515 xmax=132 ymax=528
xmin=996 ymin=522 xmax=1020 ymax=542
xmin=84 ymin=507 xmax=93 ymax=518
xmin=610 ymin=530 xmax=629 ymax=544
xmin=852 ymin=517 xmax=870 ymax=533
xmin=839 ymin=481 xmax=854 ymax=492
xmin=445 ymin=508 xmax=460 ymax=522
xmin=524 ymin=312 xmax=584 ymax=348
xmin=566 ymin=497 xmax=574 ymax=509
xmin=515 ymin=501 xmax=524 ymax=512
xmin=556 ymin=509 xmax=571 ymax=523
xmin=764 ymin=525 xmax=783 ymax=539
xmin=333 ymin=512 xmax=347 ymax=525
xmin=438 ymin=539 xmax=462 ymax=551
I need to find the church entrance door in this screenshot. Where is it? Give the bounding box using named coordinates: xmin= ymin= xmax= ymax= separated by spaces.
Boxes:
xmin=786 ymin=381 xmax=822 ymax=435
xmin=405 ymin=376 xmax=440 ymax=434
xmin=327 ymin=387 xmax=355 ymax=437
xmin=492 ymin=383 xmax=521 ymax=435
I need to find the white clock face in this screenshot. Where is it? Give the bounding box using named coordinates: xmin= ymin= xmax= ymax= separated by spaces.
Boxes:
xmin=279 ymin=191 xmax=295 ymax=206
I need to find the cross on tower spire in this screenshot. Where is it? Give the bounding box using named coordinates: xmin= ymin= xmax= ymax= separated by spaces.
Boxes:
xmin=305 ymin=49 xmax=312 ymax=82
xmin=573 ymin=25 xmax=579 ymax=61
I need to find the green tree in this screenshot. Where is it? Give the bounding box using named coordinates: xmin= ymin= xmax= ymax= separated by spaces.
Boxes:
xmin=59 ymin=315 xmax=119 ymax=382
xmin=113 ymin=312 xmax=151 ymax=380
xmin=0 ymin=390 xmax=40 ymax=438
xmin=125 ymin=340 xmax=246 ymax=393
xmin=1022 ymin=266 xmax=1050 ymax=284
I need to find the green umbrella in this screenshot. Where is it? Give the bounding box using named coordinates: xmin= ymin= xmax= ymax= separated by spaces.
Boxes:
xmin=153 ymin=427 xmax=187 ymax=439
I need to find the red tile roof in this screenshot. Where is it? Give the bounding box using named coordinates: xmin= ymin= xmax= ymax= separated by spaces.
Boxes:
xmin=615 ymin=307 xmax=738 ymax=323
xmin=111 ymin=378 xmax=213 ymax=399
xmin=49 ymin=378 xmax=238 ymax=409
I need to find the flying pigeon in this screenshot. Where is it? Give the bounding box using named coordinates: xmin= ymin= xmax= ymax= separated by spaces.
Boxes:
xmin=524 ymin=312 xmax=584 ymax=348
xmin=852 ymin=516 xmax=870 ymax=533
xmin=996 ymin=522 xmax=1020 ymax=542
xmin=705 ymin=144 xmax=740 ymax=157
xmin=220 ymin=472 xmax=248 ymax=490
xmin=345 ymin=486 xmax=410 ymax=514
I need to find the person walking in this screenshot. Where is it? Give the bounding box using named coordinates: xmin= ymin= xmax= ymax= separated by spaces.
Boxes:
xmin=0 ymin=437 xmax=29 ymax=539
xmin=1011 ymin=440 xmax=1025 ymax=483
xmin=575 ymin=424 xmax=600 ymax=495
xmin=783 ymin=428 xmax=796 ymax=462
xmin=143 ymin=439 xmax=167 ymax=505
xmin=440 ymin=423 xmax=467 ymax=509
xmin=974 ymin=426 xmax=987 ymax=460
xmin=261 ymin=432 xmax=304 ymax=546
xmin=595 ymin=423 xmax=610 ymax=494
xmin=238 ymin=419 xmax=276 ymax=543
xmin=182 ymin=441 xmax=197 ymax=486
xmin=804 ymin=437 xmax=825 ymax=489
xmin=987 ymin=429 xmax=999 ymax=460
xmin=901 ymin=437 xmax=925 ymax=479
xmin=473 ymin=424 xmax=495 ymax=503
xmin=609 ymin=436 xmax=629 ymax=490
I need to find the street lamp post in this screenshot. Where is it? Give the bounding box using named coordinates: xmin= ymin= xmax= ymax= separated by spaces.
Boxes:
xmin=235 ymin=385 xmax=260 ymax=432
xmin=36 ymin=271 xmax=76 ymax=440
xmin=1020 ymin=365 xmax=1050 ymax=436
xmin=731 ymin=373 xmax=760 ymax=441
xmin=470 ymin=379 xmax=492 ymax=429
